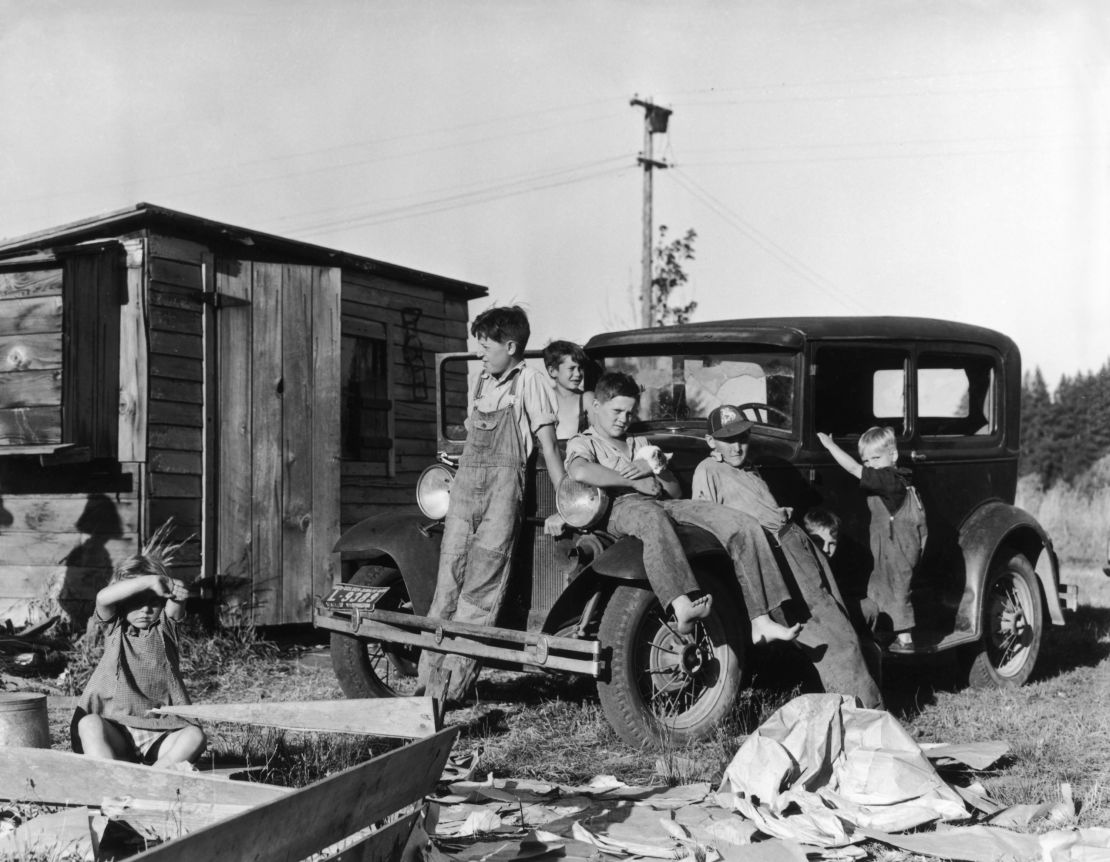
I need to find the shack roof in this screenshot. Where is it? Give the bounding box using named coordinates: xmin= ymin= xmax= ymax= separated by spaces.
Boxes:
xmin=0 ymin=203 xmax=488 ymax=300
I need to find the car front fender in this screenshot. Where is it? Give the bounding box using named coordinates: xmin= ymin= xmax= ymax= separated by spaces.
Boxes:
xmin=959 ymin=500 xmax=1065 ymax=631
xmin=333 ymin=506 xmax=442 ymax=614
xmin=587 ymin=523 xmax=730 ymax=580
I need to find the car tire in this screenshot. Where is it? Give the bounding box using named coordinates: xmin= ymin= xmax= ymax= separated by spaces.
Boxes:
xmin=963 ymin=552 xmax=1044 ymax=689
xmin=596 ymin=574 xmax=747 ymax=748
xmin=330 ymin=565 xmax=420 ymax=698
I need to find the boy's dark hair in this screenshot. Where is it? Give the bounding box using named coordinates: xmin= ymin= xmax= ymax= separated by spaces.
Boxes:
xmin=594 ymin=371 xmax=640 ymax=403
xmin=803 ymin=507 xmax=841 ymax=538
xmin=542 ymin=340 xmax=588 ymax=371
xmin=471 ymin=305 xmax=530 ymax=352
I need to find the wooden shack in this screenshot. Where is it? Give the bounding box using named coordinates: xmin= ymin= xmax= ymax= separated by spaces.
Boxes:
xmin=0 ymin=203 xmax=486 ymax=628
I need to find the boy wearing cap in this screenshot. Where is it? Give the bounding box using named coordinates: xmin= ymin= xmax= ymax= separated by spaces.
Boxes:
xmin=693 ymin=406 xmax=883 ymax=708
xmin=565 ymin=372 xmax=801 ymax=643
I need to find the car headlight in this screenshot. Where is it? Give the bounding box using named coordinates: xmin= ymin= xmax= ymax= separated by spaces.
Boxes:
xmin=416 ymin=463 xmax=455 ymax=520
xmin=556 ymin=476 xmax=610 ymax=529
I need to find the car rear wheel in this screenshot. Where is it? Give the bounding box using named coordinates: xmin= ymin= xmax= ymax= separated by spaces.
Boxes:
xmin=963 ymin=552 xmax=1044 ymax=689
xmin=330 ymin=565 xmax=421 ymax=698
xmin=596 ymin=575 xmax=747 ymax=748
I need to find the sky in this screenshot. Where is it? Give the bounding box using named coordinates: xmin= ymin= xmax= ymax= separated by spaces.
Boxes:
xmin=1 ymin=0 xmax=1107 ymax=387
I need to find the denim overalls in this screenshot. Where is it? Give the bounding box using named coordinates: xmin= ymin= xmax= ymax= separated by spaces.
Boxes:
xmin=418 ymin=369 xmax=526 ymax=701
xmin=867 ymin=485 xmax=927 ymax=633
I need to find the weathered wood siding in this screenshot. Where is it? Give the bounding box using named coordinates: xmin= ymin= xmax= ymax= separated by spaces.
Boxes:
xmin=339 ymin=272 xmax=469 ymax=528
xmin=0 ymin=254 xmax=136 ymax=627
xmin=144 ymin=235 xmax=206 ymax=583
xmin=215 ymin=260 xmax=341 ymax=626
xmin=0 ymin=266 xmax=64 ymax=446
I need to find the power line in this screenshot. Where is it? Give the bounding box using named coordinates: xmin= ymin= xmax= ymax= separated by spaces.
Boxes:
xmin=290 ymin=163 xmax=633 ymax=237
xmin=6 ymin=101 xmax=626 ymax=208
xmin=269 ymin=154 xmax=629 ymax=230
xmin=667 ymin=168 xmax=867 ymax=313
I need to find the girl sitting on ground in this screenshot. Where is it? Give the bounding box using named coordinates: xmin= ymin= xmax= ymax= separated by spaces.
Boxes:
xmin=74 ymin=528 xmax=205 ymax=769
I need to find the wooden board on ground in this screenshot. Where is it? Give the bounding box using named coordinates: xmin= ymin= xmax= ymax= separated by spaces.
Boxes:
xmin=0 ymin=808 xmax=104 ymax=860
xmin=0 ymin=748 xmax=290 ymax=807
xmin=153 ymin=696 xmax=438 ymax=739
xmin=131 ymin=726 xmax=457 ymax=862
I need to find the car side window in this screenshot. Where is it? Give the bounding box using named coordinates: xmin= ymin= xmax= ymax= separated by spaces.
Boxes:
xmin=916 ymin=352 xmax=997 ymax=437
xmin=813 ymin=346 xmax=909 ymax=437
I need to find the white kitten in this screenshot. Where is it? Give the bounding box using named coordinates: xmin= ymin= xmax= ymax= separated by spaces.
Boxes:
xmin=634 ymin=444 xmax=672 ymax=475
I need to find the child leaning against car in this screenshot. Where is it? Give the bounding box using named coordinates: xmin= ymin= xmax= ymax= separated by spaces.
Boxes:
xmin=564 ymin=371 xmax=801 ymax=642
xmin=417 ymin=305 xmax=566 ymax=704
xmin=818 ymin=426 xmax=927 ymax=652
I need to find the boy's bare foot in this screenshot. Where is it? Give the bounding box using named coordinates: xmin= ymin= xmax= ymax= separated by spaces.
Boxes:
xmin=750 ymin=614 xmax=802 ymax=645
xmin=671 ymin=593 xmax=713 ymax=635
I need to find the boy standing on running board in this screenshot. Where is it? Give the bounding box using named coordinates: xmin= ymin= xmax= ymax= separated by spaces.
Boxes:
xmin=417 ymin=306 xmax=565 ymax=705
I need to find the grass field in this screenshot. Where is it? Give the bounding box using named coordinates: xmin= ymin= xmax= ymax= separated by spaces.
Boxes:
xmin=24 ymin=561 xmax=1110 ymax=858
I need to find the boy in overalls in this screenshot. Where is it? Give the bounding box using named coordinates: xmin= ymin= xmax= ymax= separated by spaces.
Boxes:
xmin=417 ymin=306 xmax=566 ymax=704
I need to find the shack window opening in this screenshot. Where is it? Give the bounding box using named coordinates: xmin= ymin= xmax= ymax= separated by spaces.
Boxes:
xmin=341 ymin=334 xmax=392 ymax=464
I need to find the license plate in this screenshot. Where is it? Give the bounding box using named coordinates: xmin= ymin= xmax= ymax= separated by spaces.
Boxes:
xmin=323 ymin=584 xmax=389 ymax=610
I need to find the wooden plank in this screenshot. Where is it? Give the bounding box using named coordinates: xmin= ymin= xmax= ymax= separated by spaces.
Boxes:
xmin=151 ymin=304 xmax=202 ymax=336
xmin=149 ymin=399 xmax=203 ymax=428
xmin=0 ymin=332 xmax=63 ymax=372
xmin=150 ymin=449 xmax=202 ymax=475
xmin=150 ymin=330 xmax=203 ymax=360
xmin=149 ymin=498 xmax=201 ymax=530
xmin=150 ymin=283 xmax=204 ymax=311
xmin=149 ymin=424 xmax=202 ymax=452
xmin=151 ymin=376 xmax=203 ymax=404
xmin=147 ymin=234 xmax=209 ymax=265
xmin=101 ymin=797 xmax=249 ymax=842
xmin=282 ymin=264 xmax=314 ymax=624
xmin=0 ymin=495 xmax=138 ymax=534
xmin=149 ymin=473 xmax=201 ymax=499
xmin=150 ymin=353 xmax=203 ymax=382
xmin=216 ymin=258 xmax=253 ymax=591
xmin=0 ymin=564 xmax=107 ymax=600
xmin=129 ymin=727 xmax=456 ymax=862
xmin=312 ymin=267 xmax=342 ymax=614
xmin=251 ymin=262 xmax=282 ymax=625
xmin=0 ymin=296 xmax=62 ymax=336
xmin=153 ymin=697 xmax=437 ymax=739
xmin=0 ymin=405 xmax=61 ymax=445
xmin=0 ymin=748 xmax=290 ymax=807
xmin=0 ymin=459 xmax=138 ymax=494
xmin=0 ymin=267 xmax=62 ymax=299
xmin=150 ymin=258 xmax=202 ymax=290
xmin=201 ymin=253 xmax=218 ymax=586
xmin=0 ymin=368 xmax=61 ymax=407
xmin=118 ymin=239 xmax=148 ymax=463
xmin=323 ymin=810 xmax=419 ymax=862
xmin=0 ymin=533 xmax=136 ymax=566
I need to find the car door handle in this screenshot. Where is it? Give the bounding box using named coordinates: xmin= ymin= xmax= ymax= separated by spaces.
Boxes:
xmin=910 ymin=450 xmax=927 ymax=462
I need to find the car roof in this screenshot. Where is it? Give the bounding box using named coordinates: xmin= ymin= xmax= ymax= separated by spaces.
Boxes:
xmin=584 ymin=316 xmax=1016 ymax=354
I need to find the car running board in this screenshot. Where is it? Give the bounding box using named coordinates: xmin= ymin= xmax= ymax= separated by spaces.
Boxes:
xmin=313 ymin=604 xmax=603 ymax=677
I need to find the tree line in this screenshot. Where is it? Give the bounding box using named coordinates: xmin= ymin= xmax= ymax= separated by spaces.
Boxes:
xmin=1020 ymin=361 xmax=1110 ymax=485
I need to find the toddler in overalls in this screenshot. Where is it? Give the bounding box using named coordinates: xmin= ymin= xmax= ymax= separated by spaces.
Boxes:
xmin=818 ymin=426 xmax=928 ymax=652
xmin=417 ymin=306 xmax=566 ymax=704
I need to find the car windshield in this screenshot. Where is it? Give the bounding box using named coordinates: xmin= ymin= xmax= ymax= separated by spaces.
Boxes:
xmin=599 ymin=351 xmax=797 ymax=431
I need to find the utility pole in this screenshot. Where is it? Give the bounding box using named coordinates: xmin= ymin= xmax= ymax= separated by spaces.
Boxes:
xmin=631 ymin=96 xmax=672 ymax=329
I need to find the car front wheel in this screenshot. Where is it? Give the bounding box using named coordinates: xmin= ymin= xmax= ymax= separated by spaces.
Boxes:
xmin=330 ymin=564 xmax=421 ymax=698
xmin=963 ymin=552 xmax=1044 ymax=688
xmin=596 ymin=576 xmax=746 ymax=748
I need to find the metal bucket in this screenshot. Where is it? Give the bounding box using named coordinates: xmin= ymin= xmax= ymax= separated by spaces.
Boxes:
xmin=0 ymin=692 xmax=50 ymax=748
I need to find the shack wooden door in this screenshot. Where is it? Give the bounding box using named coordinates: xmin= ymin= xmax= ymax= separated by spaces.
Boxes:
xmin=213 ymin=261 xmax=341 ymax=625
